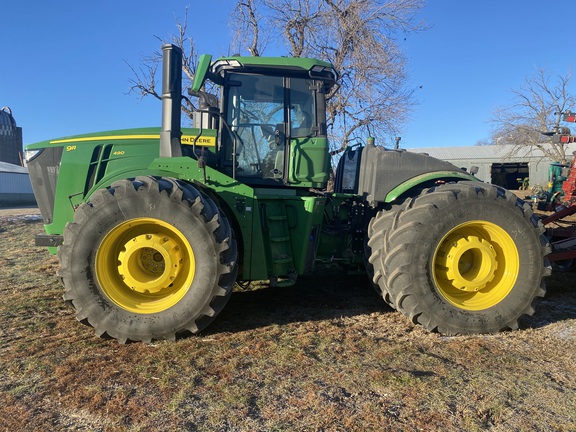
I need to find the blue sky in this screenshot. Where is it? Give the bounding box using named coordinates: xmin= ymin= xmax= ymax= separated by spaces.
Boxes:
xmin=2 ymin=0 xmax=575 ymax=149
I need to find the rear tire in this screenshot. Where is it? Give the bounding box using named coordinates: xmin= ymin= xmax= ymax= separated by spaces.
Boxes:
xmin=367 ymin=205 xmax=403 ymax=306
xmin=369 ymin=182 xmax=551 ymax=335
xmin=58 ymin=176 xmax=237 ymax=343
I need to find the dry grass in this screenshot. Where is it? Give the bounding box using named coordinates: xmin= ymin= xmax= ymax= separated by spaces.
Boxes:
xmin=1 ymin=212 xmax=575 ymax=431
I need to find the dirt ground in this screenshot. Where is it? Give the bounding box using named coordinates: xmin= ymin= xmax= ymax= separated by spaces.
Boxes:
xmin=0 ymin=205 xmax=41 ymax=217
xmin=1 ymin=204 xmax=575 ymax=431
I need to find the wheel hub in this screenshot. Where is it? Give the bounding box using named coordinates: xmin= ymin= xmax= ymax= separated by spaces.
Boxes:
xmin=432 ymin=220 xmax=520 ymax=311
xmin=440 ymin=235 xmax=498 ymax=292
xmin=118 ymin=233 xmax=183 ymax=294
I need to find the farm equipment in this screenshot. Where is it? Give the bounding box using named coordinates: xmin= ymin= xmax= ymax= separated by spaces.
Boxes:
xmin=25 ymin=45 xmax=550 ymax=343
xmin=538 ymin=111 xmax=576 ymax=270
xmin=540 ymin=155 xmax=576 ymax=270
xmin=525 ymin=161 xmax=569 ymax=212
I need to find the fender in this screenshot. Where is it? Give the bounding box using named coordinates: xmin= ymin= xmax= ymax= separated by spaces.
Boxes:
xmin=384 ymin=171 xmax=478 ymax=202
xmin=357 ymin=142 xmax=477 ymax=205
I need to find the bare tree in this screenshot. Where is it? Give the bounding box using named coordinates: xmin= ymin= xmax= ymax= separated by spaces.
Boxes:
xmin=258 ymin=0 xmax=322 ymax=57
xmin=232 ymin=0 xmax=269 ymax=56
xmin=126 ymin=7 xmax=198 ymax=122
xmin=234 ymin=0 xmax=427 ymax=150
xmin=491 ymin=67 xmax=575 ymax=163
xmin=129 ymin=2 xmax=426 ymax=149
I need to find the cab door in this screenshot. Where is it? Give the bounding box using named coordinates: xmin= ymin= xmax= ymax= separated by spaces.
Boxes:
xmin=223 ymin=73 xmax=286 ymax=183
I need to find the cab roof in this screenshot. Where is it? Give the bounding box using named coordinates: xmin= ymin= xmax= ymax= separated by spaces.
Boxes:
xmin=192 ymin=54 xmax=339 ymax=93
xmin=209 ymin=55 xmax=338 ymax=84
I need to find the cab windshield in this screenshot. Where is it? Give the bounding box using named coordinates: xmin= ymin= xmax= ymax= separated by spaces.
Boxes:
xmin=223 ymin=73 xmax=319 ymax=181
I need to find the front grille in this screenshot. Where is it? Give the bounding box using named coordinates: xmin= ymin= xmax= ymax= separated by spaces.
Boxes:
xmin=27 ymin=146 xmax=63 ymax=225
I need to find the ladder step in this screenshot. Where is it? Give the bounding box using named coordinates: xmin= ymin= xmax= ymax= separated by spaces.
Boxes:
xmin=273 ymin=257 xmax=293 ymax=264
xmin=268 ymin=215 xmax=287 ymax=221
xmin=271 ymin=236 xmax=290 ymax=242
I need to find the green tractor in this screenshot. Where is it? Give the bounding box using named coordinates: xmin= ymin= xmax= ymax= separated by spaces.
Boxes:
xmin=25 ymin=45 xmax=550 ymax=343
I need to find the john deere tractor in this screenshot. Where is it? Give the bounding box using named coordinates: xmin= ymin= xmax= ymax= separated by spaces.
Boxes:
xmin=25 ymin=45 xmax=550 ymax=343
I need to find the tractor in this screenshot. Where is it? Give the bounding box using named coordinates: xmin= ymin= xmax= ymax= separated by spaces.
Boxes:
xmin=25 ymin=45 xmax=550 ymax=343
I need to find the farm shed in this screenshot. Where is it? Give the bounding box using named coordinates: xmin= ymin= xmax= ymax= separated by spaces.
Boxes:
xmin=0 ymin=161 xmax=35 ymax=206
xmin=408 ymin=143 xmax=576 ymax=190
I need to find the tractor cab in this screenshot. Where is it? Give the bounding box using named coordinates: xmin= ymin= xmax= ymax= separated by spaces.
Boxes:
xmin=189 ymin=55 xmax=338 ymax=188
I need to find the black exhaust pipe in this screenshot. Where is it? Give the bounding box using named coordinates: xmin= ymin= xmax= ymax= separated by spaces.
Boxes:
xmin=160 ymin=44 xmax=183 ymax=158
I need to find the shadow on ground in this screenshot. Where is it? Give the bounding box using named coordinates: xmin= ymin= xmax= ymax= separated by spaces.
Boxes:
xmin=206 ymin=266 xmax=576 ymax=335
xmin=206 ymin=269 xmax=392 ymax=334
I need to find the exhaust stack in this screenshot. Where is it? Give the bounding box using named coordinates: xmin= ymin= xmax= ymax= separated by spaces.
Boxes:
xmin=160 ymin=44 xmax=183 ymax=158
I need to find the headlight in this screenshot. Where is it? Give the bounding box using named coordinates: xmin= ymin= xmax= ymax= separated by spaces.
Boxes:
xmin=24 ymin=149 xmax=43 ymax=163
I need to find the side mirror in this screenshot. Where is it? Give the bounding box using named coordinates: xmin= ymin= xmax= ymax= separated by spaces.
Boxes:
xmin=191 ymin=54 xmax=212 ymax=92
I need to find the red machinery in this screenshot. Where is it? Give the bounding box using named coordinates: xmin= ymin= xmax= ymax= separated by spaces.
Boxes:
xmin=542 ymin=111 xmax=576 ymax=269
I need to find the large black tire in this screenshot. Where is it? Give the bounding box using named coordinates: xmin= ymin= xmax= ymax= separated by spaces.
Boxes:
xmin=368 ymin=182 xmax=551 ymax=335
xmin=366 ymin=205 xmax=403 ymax=306
xmin=58 ymin=176 xmax=238 ymax=343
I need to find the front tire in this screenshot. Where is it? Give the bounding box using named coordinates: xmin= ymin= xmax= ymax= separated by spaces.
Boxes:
xmin=58 ymin=176 xmax=238 ymax=343
xmin=369 ymin=182 xmax=551 ymax=335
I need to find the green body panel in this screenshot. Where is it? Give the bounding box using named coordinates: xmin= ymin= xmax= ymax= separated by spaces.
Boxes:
xmin=256 ymin=190 xmax=326 ymax=278
xmin=289 ymin=137 xmax=331 ymax=187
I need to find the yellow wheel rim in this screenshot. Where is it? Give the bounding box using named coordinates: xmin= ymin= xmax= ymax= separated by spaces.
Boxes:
xmin=432 ymin=220 xmax=519 ymax=311
xmin=95 ymin=218 xmax=195 ymax=314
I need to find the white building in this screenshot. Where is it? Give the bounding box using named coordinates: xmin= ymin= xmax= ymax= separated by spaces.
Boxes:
xmin=0 ymin=161 xmax=35 ymax=206
xmin=408 ymin=143 xmax=576 ymax=189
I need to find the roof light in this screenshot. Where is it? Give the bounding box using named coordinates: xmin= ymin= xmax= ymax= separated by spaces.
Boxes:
xmin=310 ymin=65 xmax=338 ymax=81
xmin=211 ymin=59 xmax=242 ymax=74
